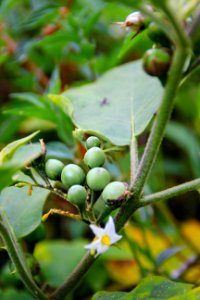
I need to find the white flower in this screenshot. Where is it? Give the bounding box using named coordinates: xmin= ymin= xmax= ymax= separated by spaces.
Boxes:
xmin=85 ymin=216 xmax=122 ymax=257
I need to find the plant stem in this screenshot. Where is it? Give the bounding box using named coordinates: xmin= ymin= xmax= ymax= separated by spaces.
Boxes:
xmin=49 ymin=252 xmax=95 ymax=300
xmin=139 ymin=178 xmax=200 ymax=207
xmin=115 ymin=48 xmax=188 ymax=231
xmin=0 ymin=211 xmax=47 ymax=300
xmin=162 ymin=3 xmax=190 ymax=48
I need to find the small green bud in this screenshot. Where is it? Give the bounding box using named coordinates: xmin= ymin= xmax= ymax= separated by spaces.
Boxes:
xmin=73 ymin=128 xmax=85 ymax=141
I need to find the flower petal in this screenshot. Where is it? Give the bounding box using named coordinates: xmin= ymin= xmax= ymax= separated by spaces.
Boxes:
xmin=110 ymin=233 xmax=122 ymax=244
xmin=89 ymin=224 xmax=104 ymax=237
xmin=84 ymin=239 xmax=101 ymax=250
xmin=105 ymin=216 xmax=116 ymax=236
xmin=96 ymin=244 xmax=109 ymax=256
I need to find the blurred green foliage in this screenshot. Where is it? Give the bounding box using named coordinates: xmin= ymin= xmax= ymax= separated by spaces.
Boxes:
xmin=0 ymin=0 xmax=200 ymax=299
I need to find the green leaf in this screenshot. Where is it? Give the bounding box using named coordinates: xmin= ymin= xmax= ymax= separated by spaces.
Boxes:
xmin=62 ymin=60 xmax=163 ymax=145
xmin=124 ymin=276 xmax=193 ymax=300
xmin=165 ymin=121 xmax=200 ymax=177
xmin=0 ymin=143 xmax=44 ymax=190
xmin=46 ymin=67 xmax=61 ymax=94
xmin=92 ymin=291 xmax=127 ymax=300
xmin=34 ymin=240 xmax=86 ymax=287
xmin=171 ymin=286 xmax=200 ymax=300
xmin=9 ymin=143 xmax=44 ymax=166
xmin=0 ymin=131 xmax=40 ymax=164
xmin=0 ymin=164 xmax=19 ymax=191
xmin=0 ymin=186 xmax=49 ymax=238
xmin=0 ymin=134 xmax=43 ymax=190
xmin=46 ymin=141 xmax=74 ymax=161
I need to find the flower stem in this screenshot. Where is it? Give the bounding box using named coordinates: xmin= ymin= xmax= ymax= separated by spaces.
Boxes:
xmin=49 ymin=252 xmax=95 ymax=300
xmin=0 ymin=211 xmax=47 ymax=300
xmin=139 ymin=178 xmax=200 ymax=207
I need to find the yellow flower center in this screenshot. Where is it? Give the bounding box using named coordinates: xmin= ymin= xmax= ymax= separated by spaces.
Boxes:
xmin=101 ymin=234 xmax=111 ymax=246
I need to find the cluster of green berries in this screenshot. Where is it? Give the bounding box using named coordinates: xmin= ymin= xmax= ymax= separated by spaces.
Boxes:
xmin=45 ymin=136 xmax=127 ymax=218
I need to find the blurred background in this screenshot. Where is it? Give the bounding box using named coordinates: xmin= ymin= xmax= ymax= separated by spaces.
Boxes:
xmin=0 ymin=0 xmax=200 ymax=299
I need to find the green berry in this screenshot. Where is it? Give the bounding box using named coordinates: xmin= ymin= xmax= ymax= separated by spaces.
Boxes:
xmin=61 ymin=164 xmax=85 ymax=188
xmin=84 ymin=147 xmax=105 ymax=168
xmin=86 ymin=167 xmax=110 ymax=191
xmin=148 ymin=22 xmax=170 ymax=46
xmin=45 ymin=159 xmax=64 ymax=180
xmin=86 ymin=136 xmax=101 ymax=149
xmin=67 ymin=185 xmax=87 ymax=206
xmin=102 ymin=181 xmax=126 ymax=202
xmin=143 ymin=48 xmax=171 ymax=77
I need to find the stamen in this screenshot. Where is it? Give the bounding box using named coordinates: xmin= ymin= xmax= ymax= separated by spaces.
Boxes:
xmin=101 ymin=234 xmax=111 ymax=246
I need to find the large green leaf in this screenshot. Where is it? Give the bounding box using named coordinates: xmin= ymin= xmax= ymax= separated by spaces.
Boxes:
xmin=0 ymin=186 xmax=49 ymax=238
xmin=92 ymin=276 xmax=193 ymax=300
xmin=124 ymin=276 xmax=193 ymax=300
xmin=34 ymin=240 xmax=86 ymax=287
xmin=62 ymin=60 xmax=163 ymax=145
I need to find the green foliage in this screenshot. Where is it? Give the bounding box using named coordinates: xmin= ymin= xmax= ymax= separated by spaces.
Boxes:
xmin=62 ymin=60 xmax=163 ymax=145
xmin=0 ymin=132 xmax=43 ymax=190
xmin=34 ymin=240 xmax=86 ymax=287
xmin=0 ymin=186 xmax=49 ymax=238
xmin=92 ymin=276 xmax=193 ymax=300
xmin=0 ymin=0 xmax=200 ymax=299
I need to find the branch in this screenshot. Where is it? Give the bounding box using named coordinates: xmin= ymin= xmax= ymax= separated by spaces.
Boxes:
xmin=114 ymin=0 xmax=192 ymax=231
xmin=115 ymin=48 xmax=188 ymax=231
xmin=139 ymin=178 xmax=200 ymax=207
xmin=0 ymin=211 xmax=47 ymax=300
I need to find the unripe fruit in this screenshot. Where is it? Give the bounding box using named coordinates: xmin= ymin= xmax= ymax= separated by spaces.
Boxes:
xmin=61 ymin=164 xmax=85 ymax=188
xmin=67 ymin=185 xmax=87 ymax=207
xmin=86 ymin=136 xmax=101 ymax=149
xmin=143 ymin=48 xmax=171 ymax=77
xmin=148 ymin=22 xmax=170 ymax=47
xmin=102 ymin=181 xmax=127 ymax=204
xmin=45 ymin=159 xmax=64 ymax=180
xmin=84 ymin=147 xmax=105 ymax=168
xmin=86 ymin=167 xmax=110 ymax=191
